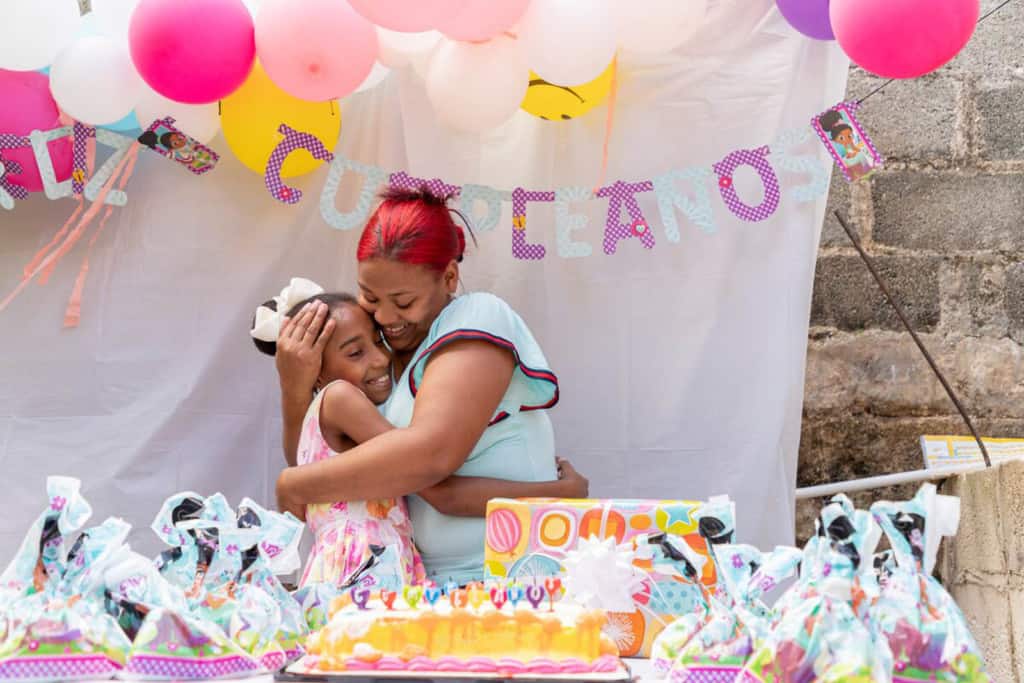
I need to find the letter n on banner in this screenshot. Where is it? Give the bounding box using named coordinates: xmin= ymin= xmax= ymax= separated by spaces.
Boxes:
xmin=511 ymin=188 xmax=553 ymax=260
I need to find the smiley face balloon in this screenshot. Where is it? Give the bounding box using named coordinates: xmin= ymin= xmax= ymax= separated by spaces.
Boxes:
xmin=520 ymin=60 xmax=615 ymax=121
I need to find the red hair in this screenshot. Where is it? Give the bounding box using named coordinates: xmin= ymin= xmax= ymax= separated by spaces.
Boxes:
xmin=356 ymin=185 xmax=468 ymax=272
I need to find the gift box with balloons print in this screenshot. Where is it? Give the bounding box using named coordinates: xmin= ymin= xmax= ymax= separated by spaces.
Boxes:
xmin=483 ymin=497 xmax=734 ymax=658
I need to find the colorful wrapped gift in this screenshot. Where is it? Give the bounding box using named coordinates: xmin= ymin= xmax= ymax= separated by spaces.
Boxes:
xmin=484 ymin=497 xmax=733 ymax=657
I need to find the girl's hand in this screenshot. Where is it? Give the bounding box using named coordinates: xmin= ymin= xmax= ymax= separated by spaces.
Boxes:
xmin=276 ymin=301 xmax=335 ymax=398
xmin=556 ymin=457 xmax=589 ymax=499
xmin=276 ymin=467 xmax=307 ymax=522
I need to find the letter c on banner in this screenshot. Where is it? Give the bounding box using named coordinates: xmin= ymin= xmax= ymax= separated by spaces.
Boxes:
xmin=266 ymin=124 xmax=335 ymax=204
xmin=712 ymin=146 xmax=781 ymax=222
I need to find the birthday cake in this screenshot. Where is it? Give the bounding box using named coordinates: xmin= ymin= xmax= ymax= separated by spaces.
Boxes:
xmin=292 ymin=584 xmax=623 ymax=676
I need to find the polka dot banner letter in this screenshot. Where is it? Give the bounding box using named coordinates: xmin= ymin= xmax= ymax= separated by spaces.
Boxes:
xmin=0 ymin=136 xmax=29 ymax=203
xmin=320 ymin=151 xmax=388 ymax=231
xmin=595 ymin=180 xmax=655 ymax=255
xmin=511 ymin=188 xmax=553 ymax=260
xmin=554 ymin=186 xmax=593 ymax=258
xmin=388 ymin=171 xmax=460 ymax=199
xmin=712 ymin=146 xmax=780 ymax=222
xmin=651 ymin=167 xmax=715 ymax=242
xmin=769 ymin=127 xmax=829 ymax=203
xmin=71 ymin=122 xmax=95 ymax=197
xmin=265 ymin=124 xmax=336 ymax=205
xmin=459 ymin=183 xmax=507 ymax=234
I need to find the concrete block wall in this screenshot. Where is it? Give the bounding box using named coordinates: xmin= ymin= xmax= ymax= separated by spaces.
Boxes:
xmin=940 ymin=461 xmax=1024 ymax=682
xmin=798 ymin=0 xmax=1024 ymax=540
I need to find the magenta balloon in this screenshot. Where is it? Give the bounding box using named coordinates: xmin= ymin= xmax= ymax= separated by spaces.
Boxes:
xmin=438 ymin=0 xmax=529 ymax=42
xmin=130 ymin=0 xmax=255 ymax=104
xmin=347 ymin=0 xmax=469 ymax=33
xmin=0 ymin=70 xmax=72 ymax=193
xmin=776 ymin=0 xmax=833 ymax=41
xmin=830 ymin=0 xmax=979 ymax=78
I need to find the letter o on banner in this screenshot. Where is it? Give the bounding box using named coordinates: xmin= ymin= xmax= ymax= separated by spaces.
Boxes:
xmin=712 ymin=145 xmax=781 ymax=222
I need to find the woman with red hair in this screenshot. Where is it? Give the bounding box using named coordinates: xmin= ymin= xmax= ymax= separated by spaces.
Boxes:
xmin=273 ymin=186 xmax=582 ymax=585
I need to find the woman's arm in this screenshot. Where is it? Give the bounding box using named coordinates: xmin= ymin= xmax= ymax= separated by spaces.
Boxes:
xmin=275 ymin=302 xmax=336 ymax=466
xmin=419 ymin=459 xmax=590 ymax=517
xmin=276 ymin=339 xmax=515 ymax=519
xmin=321 ymin=384 xmax=586 ymax=518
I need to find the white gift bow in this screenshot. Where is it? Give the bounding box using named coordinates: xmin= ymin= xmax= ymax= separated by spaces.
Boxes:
xmin=250 ymin=277 xmax=325 ymax=343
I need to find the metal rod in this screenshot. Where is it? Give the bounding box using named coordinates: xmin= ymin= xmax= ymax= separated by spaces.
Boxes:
xmin=795 ymin=462 xmax=995 ymax=500
xmin=833 ymin=210 xmax=992 ymax=467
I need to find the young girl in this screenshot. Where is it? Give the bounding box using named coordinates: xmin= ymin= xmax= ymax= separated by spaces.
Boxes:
xmin=252 ymin=285 xmax=587 ymax=589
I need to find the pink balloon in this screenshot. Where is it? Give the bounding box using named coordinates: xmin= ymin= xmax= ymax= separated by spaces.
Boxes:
xmin=0 ymin=70 xmax=72 ymax=193
xmin=486 ymin=509 xmax=522 ymax=554
xmin=437 ymin=0 xmax=529 ymax=42
xmin=830 ymin=0 xmax=978 ymax=79
xmin=256 ymin=0 xmax=377 ymax=101
xmin=130 ymin=0 xmax=255 ymax=104
xmin=347 ymin=0 xmax=469 ymax=33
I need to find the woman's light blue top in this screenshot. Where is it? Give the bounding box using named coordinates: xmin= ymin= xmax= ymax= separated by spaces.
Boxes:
xmin=381 ymin=292 xmax=559 ymax=585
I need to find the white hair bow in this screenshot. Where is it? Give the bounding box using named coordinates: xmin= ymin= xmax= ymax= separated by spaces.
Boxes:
xmin=250 ymin=277 xmax=325 ymax=343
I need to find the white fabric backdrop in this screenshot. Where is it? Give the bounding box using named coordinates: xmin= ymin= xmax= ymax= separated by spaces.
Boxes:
xmin=0 ymin=0 xmax=847 ymax=563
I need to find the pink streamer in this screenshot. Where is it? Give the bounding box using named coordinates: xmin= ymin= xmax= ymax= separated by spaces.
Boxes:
xmin=64 ymin=145 xmax=139 ymax=327
xmin=0 ymin=144 xmax=139 ymax=320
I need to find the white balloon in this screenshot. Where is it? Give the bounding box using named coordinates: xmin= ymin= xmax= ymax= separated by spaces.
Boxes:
xmin=519 ymin=0 xmax=617 ymax=86
xmin=135 ymin=90 xmax=220 ymax=144
xmin=426 ymin=35 xmax=528 ymax=133
xmin=377 ymin=27 xmax=441 ymax=69
xmin=50 ymin=36 xmax=144 ymax=125
xmin=0 ymin=0 xmax=81 ymax=70
xmin=90 ymin=0 xmax=140 ymax=43
xmin=354 ymin=61 xmax=391 ymax=93
xmin=612 ymin=0 xmax=707 ymax=54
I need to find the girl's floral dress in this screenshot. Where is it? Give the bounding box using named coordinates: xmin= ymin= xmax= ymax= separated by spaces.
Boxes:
xmin=296 ymin=381 xmax=425 ymax=589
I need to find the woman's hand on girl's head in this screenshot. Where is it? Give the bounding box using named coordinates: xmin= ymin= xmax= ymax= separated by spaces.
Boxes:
xmin=556 ymin=457 xmax=589 ymax=499
xmin=276 ymin=301 xmax=336 ymax=398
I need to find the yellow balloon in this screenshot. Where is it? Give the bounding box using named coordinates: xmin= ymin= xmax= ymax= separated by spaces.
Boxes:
xmin=221 ymin=62 xmax=341 ymax=178
xmin=520 ymin=61 xmax=615 ymax=121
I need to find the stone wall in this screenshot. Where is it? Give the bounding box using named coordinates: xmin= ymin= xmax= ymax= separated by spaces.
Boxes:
xmin=798 ymin=0 xmax=1024 ymax=541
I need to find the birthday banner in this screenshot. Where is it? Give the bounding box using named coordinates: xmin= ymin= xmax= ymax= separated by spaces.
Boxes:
xmin=2 ymin=102 xmax=880 ymax=268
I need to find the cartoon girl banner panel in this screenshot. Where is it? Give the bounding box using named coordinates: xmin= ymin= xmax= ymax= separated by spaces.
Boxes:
xmin=812 ymin=101 xmax=883 ymax=183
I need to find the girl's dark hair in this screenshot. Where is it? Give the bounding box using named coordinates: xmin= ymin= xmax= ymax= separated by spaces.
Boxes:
xmin=251 ymin=292 xmax=358 ymax=357
xmin=818 ymin=110 xmax=852 ymax=141
xmin=356 ymin=185 xmax=478 ymax=271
